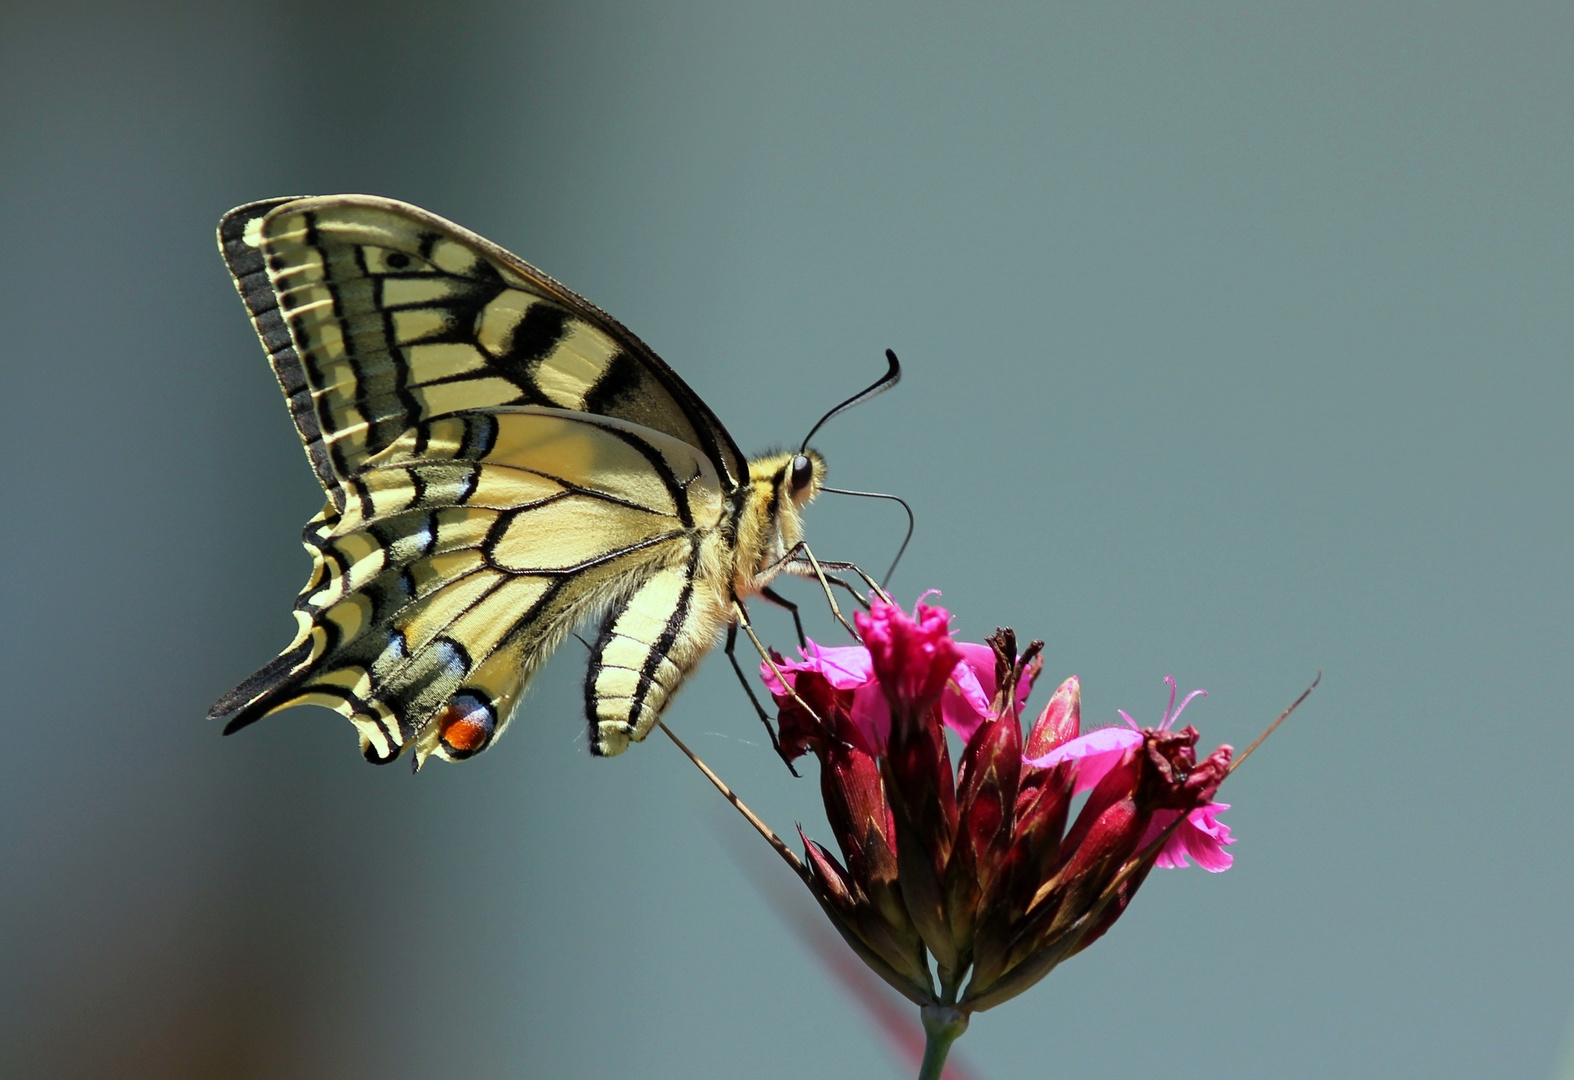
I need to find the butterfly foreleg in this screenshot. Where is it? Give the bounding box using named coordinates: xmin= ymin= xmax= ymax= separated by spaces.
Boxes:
xmin=774 ymin=543 xmax=861 ymax=639
xmin=790 ymin=554 xmax=893 ymax=608
xmin=723 ymin=619 xmax=800 ymax=776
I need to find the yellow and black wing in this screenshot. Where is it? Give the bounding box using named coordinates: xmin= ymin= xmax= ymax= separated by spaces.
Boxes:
xmin=209 ymin=196 xmax=744 ymax=764
xmin=214 ymin=195 xmax=747 ymax=504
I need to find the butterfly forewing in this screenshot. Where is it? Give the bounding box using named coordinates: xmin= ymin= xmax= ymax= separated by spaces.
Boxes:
xmin=217 ymin=196 xmax=746 ymax=507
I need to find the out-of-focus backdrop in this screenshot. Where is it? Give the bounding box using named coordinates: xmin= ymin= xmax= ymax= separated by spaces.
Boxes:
xmin=2 ymin=2 xmax=1569 ymax=1078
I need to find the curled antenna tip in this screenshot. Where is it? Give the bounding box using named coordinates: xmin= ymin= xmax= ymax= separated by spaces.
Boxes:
xmin=798 ymin=348 xmax=904 ymax=454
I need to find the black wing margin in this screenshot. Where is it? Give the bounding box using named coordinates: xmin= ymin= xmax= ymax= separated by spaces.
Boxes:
xmin=217 ymin=196 xmax=347 ymax=507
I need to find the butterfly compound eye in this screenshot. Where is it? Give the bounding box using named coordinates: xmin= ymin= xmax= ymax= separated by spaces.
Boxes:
xmin=790 ymin=454 xmax=814 ymax=492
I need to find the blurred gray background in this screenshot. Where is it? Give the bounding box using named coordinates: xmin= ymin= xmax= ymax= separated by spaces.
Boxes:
xmin=2 ymin=2 xmax=1570 ymax=1077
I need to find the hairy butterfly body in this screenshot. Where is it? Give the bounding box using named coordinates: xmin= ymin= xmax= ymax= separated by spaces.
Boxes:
xmin=209 ymin=195 xmax=826 ymax=766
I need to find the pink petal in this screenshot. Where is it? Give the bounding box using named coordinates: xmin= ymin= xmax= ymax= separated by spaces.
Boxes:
xmin=1024 ymin=725 xmax=1144 ymax=793
xmin=804 ymin=642 xmax=875 ymax=689
xmin=849 ymin=683 xmax=892 ymax=751
xmin=951 ymin=643 xmax=996 ymax=709
xmin=1143 ymin=803 xmax=1235 ymax=872
xmin=940 ymin=644 xmax=995 ymax=740
xmin=759 ymin=639 xmax=873 ymax=697
xmin=939 ymin=642 xmax=1036 ymax=741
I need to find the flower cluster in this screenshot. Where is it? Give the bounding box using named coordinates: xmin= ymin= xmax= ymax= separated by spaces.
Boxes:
xmin=761 ymin=596 xmax=1234 ymax=1011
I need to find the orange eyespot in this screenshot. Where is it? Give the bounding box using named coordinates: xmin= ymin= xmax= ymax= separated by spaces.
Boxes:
xmin=438 ymin=694 xmax=495 ymax=756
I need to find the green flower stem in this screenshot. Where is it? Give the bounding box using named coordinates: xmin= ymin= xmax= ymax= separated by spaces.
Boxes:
xmin=917 ymin=1005 xmax=969 ymax=1080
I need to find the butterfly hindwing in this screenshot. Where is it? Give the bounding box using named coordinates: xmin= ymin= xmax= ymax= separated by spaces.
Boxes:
xmin=214 ymin=408 xmax=727 ymax=765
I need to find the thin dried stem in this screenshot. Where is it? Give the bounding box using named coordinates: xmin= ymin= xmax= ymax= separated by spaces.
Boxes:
xmin=1229 ymin=671 xmax=1320 ymax=776
xmin=658 ymin=721 xmax=805 ymax=878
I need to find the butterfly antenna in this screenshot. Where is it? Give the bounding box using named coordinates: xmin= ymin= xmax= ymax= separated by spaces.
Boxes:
xmin=797 ymin=348 xmax=902 ymax=454
xmin=820 ymin=487 xmax=915 ymax=588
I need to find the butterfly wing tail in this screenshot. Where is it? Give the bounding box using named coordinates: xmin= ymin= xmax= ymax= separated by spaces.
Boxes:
xmin=209 ymin=641 xmax=316 ymax=732
xmin=209 ymin=637 xmax=407 ymax=765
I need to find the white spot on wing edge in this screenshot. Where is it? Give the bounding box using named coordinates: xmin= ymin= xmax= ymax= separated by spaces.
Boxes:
xmin=242 ymin=213 xmax=266 ymax=249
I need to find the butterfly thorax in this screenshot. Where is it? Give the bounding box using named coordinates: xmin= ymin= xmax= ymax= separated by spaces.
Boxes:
xmin=732 ymin=449 xmax=825 ymax=596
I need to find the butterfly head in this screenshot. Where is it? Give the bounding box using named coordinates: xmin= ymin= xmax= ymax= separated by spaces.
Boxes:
xmin=736 ymin=448 xmax=826 ymax=578
xmin=749 ymin=447 xmax=826 ymax=506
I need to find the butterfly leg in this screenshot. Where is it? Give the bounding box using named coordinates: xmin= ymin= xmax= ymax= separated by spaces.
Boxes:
xmin=724 ymin=618 xmax=800 ymax=777
xmin=808 ymin=556 xmax=894 ymax=606
xmin=732 ymin=600 xmax=828 ymax=726
xmin=760 ymin=586 xmax=807 ymax=648
xmin=791 ymin=544 xmax=863 ymax=639
xmin=796 ymin=568 xmax=873 ymax=611
xmin=774 ymin=542 xmax=856 ymax=636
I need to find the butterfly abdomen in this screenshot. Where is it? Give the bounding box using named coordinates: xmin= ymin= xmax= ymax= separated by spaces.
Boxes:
xmin=583 ymin=541 xmax=735 ymax=756
xmin=577 ymin=450 xmax=828 ymax=755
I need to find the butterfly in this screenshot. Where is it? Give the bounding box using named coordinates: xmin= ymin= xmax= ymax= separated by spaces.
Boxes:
xmin=209 ymin=195 xmax=896 ymax=768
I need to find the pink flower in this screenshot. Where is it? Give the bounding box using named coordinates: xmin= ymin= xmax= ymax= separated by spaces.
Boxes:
xmin=760 ymin=598 xmax=1237 ymax=1012
xmin=762 ymin=641 xmax=887 ymax=754
xmin=859 ymin=596 xmax=963 ymax=730
xmin=761 ymin=609 xmax=1036 ymax=752
xmin=1147 ymin=803 xmax=1234 ymax=872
